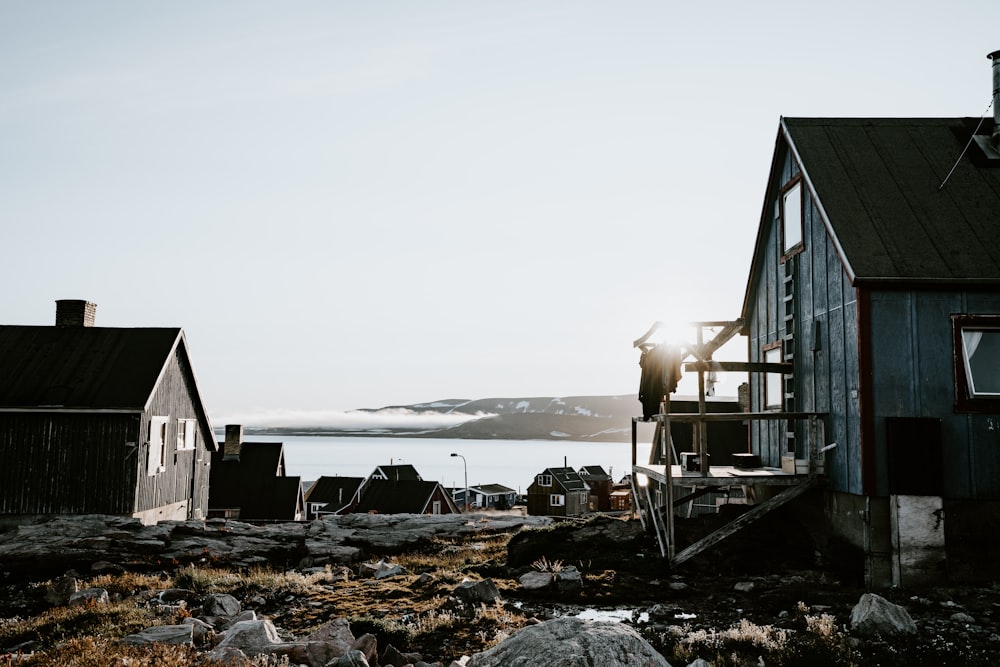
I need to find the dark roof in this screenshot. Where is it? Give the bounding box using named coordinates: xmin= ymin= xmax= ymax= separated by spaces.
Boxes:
xmin=240 ymin=476 xmax=303 ymax=520
xmin=354 ymin=479 xmax=454 ymax=514
xmin=579 ymin=465 xmax=610 ymax=479
xmin=781 ymin=117 xmax=1000 ymax=283
xmin=305 ymin=476 xmax=365 ymax=504
xmin=542 ymin=467 xmax=588 ymax=492
xmin=372 ymin=464 xmax=422 ymax=482
xmin=471 ymin=484 xmax=516 ymax=495
xmin=0 ymin=326 xmax=183 ymax=409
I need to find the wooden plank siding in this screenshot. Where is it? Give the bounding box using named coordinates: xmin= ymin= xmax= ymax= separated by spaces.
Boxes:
xmin=868 ymin=288 xmax=1000 ymax=499
xmin=747 ymin=147 xmax=862 ymax=494
xmin=0 ymin=412 xmax=140 ymax=514
xmin=137 ymin=348 xmax=213 ymax=518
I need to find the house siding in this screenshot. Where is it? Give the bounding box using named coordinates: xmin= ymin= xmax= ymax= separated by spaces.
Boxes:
xmin=868 ymin=288 xmax=1000 ymax=499
xmin=136 ymin=349 xmax=212 ymax=519
xmin=747 ymin=147 xmax=862 ymax=494
xmin=0 ymin=411 xmax=140 ymax=515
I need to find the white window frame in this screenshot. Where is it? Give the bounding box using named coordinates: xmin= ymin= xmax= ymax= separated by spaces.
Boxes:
xmin=147 ymin=417 xmax=168 ymax=475
xmin=960 ymin=328 xmax=1000 ymax=397
xmin=550 ymin=494 xmax=565 ymax=507
xmin=536 ymin=474 xmax=552 ymax=487
xmin=176 ymin=418 xmax=197 ymax=451
xmin=782 ymin=181 xmax=803 ymax=253
xmin=764 ymin=346 xmax=783 ymax=410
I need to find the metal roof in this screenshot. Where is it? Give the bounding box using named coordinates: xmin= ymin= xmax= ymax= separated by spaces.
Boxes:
xmin=782 ymin=117 xmax=1000 ymax=283
xmin=305 ymin=476 xmax=365 ymax=504
xmin=544 ymin=467 xmax=588 ymax=492
xmin=0 ymin=325 xmax=183 ymax=409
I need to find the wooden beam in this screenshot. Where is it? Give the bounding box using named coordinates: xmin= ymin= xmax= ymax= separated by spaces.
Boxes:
xmin=670 ymin=478 xmax=818 ymax=567
xmin=684 ymin=361 xmax=793 ymax=373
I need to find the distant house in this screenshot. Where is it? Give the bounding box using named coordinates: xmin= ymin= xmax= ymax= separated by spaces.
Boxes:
xmin=353 ymin=479 xmax=459 ymax=515
xmin=466 ymin=484 xmax=518 ymax=510
xmin=578 ymin=465 xmax=613 ymax=512
xmin=304 ymin=476 xmax=366 ymax=519
xmin=609 ymin=488 xmax=632 ymax=513
xmin=208 ymin=425 xmax=304 ymax=521
xmin=0 ymin=300 xmax=215 ymax=525
xmin=369 ymin=464 xmax=422 ymax=482
xmin=526 ymin=467 xmax=589 ymax=517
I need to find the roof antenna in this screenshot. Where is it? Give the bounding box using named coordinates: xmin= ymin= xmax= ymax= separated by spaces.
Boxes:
xmin=938 ymin=99 xmax=993 ymax=191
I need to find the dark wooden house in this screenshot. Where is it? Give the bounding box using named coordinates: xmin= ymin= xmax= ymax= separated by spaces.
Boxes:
xmin=369 ymin=464 xmax=422 ymax=482
xmin=208 ymin=425 xmax=304 ymax=521
xmin=578 ymin=465 xmax=613 ymax=512
xmin=353 ymin=479 xmax=459 ymax=515
xmin=304 ymin=476 xmax=366 ymax=519
xmin=526 ymin=467 xmax=589 ymax=517
xmin=742 ymin=57 xmax=1000 ymax=586
xmin=0 ymin=300 xmax=216 ymax=524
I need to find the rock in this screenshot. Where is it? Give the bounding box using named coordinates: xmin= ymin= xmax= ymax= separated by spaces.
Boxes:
xmin=123 ymin=624 xmax=194 ymax=646
xmin=159 ymin=588 xmax=196 ymax=602
xmin=519 ymin=570 xmax=553 ymax=591
xmin=554 ymin=566 xmax=582 ymax=593
xmin=214 ymin=619 xmax=283 ymax=655
xmin=733 ymin=581 xmax=755 ymax=592
xmin=467 ymin=616 xmax=671 ymax=666
xmin=382 ymin=643 xmax=422 ymax=666
xmin=182 ymin=617 xmax=216 ymax=645
xmin=454 ymin=578 xmax=501 ymax=604
xmin=336 ymin=650 xmax=371 ymax=666
xmin=68 ymin=588 xmax=108 ymax=606
xmin=45 ymin=574 xmax=78 ymax=605
xmin=374 ymin=562 xmax=408 ymax=580
xmin=850 ymin=593 xmax=917 ymax=637
xmin=686 ymin=660 xmax=712 ymax=667
xmin=951 ymin=612 xmax=976 ymax=624
xmin=203 ymin=592 xmax=242 ymax=618
xmin=351 ymin=633 xmax=379 ymax=663
xmin=414 ymin=572 xmax=436 ymax=587
xmin=306 ymin=617 xmax=356 ymax=655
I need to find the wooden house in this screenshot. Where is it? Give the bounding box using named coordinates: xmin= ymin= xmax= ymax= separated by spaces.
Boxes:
xmin=526 ymin=467 xmax=589 ymax=517
xmin=353 ymin=479 xmax=459 ymax=515
xmin=0 ymin=300 xmax=215 ymax=525
xmin=578 ymin=465 xmax=613 ymax=512
xmin=304 ymin=476 xmax=366 ymax=519
xmin=740 ymin=53 xmax=1000 ymax=586
xmin=208 ymin=425 xmax=304 ymax=521
xmin=466 ymin=484 xmax=518 ymax=510
xmin=369 ymin=464 xmax=422 ymax=482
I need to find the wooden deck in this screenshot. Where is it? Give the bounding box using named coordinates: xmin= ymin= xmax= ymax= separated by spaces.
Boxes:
xmin=635 ymin=464 xmax=809 ymax=487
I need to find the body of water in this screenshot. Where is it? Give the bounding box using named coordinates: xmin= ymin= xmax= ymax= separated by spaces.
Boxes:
xmin=243 ymin=434 xmax=652 ymax=494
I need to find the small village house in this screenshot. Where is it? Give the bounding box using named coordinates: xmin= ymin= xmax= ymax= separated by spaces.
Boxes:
xmin=465 ymin=484 xmax=518 ymax=510
xmin=526 ymin=467 xmax=589 ymax=517
xmin=304 ymin=476 xmax=366 ymax=519
xmin=578 ymin=465 xmax=613 ymax=512
xmin=369 ymin=464 xmax=422 ymax=482
xmin=208 ymin=425 xmax=304 ymax=521
xmin=353 ymin=479 xmax=459 ymax=515
xmin=0 ymin=300 xmax=215 ymax=525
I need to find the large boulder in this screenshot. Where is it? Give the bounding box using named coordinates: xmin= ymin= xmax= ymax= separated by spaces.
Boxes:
xmin=467 ymin=617 xmax=671 ymax=667
xmin=850 ymin=593 xmax=917 ymax=637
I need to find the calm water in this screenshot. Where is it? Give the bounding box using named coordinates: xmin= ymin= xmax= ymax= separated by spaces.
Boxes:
xmin=243 ymin=435 xmax=652 ymax=494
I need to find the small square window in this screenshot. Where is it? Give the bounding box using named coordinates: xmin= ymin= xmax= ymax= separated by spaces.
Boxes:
xmin=550 ymin=494 xmax=565 ymax=506
xmin=953 ymin=314 xmax=1000 ymax=412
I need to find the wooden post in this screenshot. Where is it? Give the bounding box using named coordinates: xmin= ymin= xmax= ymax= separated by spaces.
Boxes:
xmin=696 ymin=326 xmax=709 ymax=475
xmin=661 ymin=414 xmax=675 ymax=560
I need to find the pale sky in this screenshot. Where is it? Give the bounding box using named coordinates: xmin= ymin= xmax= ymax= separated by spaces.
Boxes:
xmin=2 ymin=1 xmax=997 ymax=424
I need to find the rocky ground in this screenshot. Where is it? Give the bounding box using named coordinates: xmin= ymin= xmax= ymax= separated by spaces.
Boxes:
xmin=1 ymin=508 xmax=998 ymax=665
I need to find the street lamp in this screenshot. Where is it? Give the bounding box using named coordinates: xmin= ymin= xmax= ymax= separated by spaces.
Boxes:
xmin=450 ymin=452 xmax=468 ymax=513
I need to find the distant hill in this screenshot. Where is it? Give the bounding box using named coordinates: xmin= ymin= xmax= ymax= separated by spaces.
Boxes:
xmin=246 ymin=394 xmax=739 ymax=442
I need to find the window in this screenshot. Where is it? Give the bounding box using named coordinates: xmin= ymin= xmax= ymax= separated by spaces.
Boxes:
xmin=176 ymin=419 xmax=196 ymax=451
xmin=536 ymin=474 xmax=552 ymax=487
xmin=147 ymin=417 xmax=168 ymax=475
xmin=782 ymin=181 xmax=803 ymax=253
xmin=764 ymin=345 xmax=783 ymax=410
xmin=432 ymin=500 xmax=442 ymax=514
xmin=550 ymin=494 xmax=565 ymax=506
xmin=953 ymin=314 xmax=1000 ymax=411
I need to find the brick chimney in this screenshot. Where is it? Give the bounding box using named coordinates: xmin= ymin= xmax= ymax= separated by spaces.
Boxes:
xmin=55 ymin=300 xmax=96 ymax=327
xmin=224 ymin=425 xmax=244 ymax=460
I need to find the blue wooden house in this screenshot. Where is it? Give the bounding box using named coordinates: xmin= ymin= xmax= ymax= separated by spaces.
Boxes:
xmin=742 ymin=56 xmax=1000 ymax=585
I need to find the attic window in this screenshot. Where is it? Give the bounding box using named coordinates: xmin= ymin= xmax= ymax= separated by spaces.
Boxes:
xmin=536 ymin=474 xmax=552 ymax=487
xmin=177 ymin=419 xmax=196 ymax=451
xmin=953 ymin=314 xmax=1000 ymax=412
xmin=781 ymin=181 xmax=803 ymax=254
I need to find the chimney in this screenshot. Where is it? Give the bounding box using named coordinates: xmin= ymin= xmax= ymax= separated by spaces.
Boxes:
xmin=55 ymin=300 xmax=96 ymax=327
xmin=224 ymin=424 xmax=244 ymax=460
xmin=990 ymin=50 xmax=1000 ymax=149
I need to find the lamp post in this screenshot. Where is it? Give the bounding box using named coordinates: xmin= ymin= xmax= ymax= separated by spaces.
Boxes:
xmin=450 ymin=452 xmax=468 ymax=512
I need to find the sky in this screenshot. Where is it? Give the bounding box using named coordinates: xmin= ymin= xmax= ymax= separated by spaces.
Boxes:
xmin=2 ymin=1 xmax=998 ymax=426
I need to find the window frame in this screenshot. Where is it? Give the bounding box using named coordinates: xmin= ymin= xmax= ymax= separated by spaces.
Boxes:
xmin=550 ymin=494 xmax=565 ymax=507
xmin=780 ymin=178 xmax=805 ymax=257
xmin=763 ymin=342 xmax=784 ymax=410
xmin=953 ymin=314 xmax=1000 ymax=412
xmin=176 ymin=418 xmax=197 ymax=451
xmin=147 ymin=416 xmax=169 ymax=475
xmin=536 ymin=474 xmax=552 ymax=487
